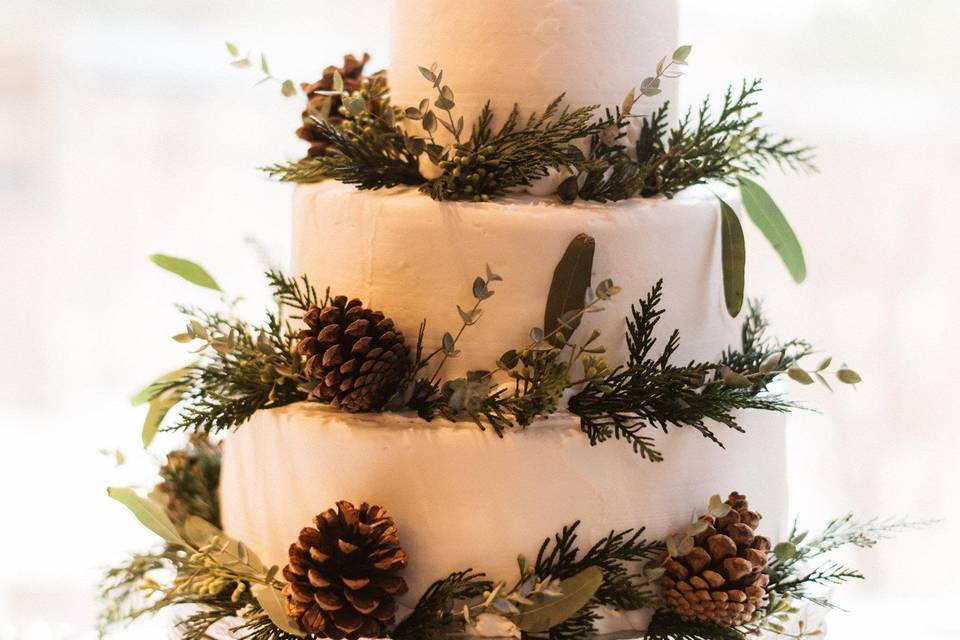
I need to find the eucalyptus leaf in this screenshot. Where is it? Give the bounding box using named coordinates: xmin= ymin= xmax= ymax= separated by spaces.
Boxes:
xmin=836 ymin=368 xmax=862 ymax=385
xmin=718 ymin=196 xmax=746 ymax=317
xmin=332 ymin=70 xmax=344 ymax=93
xmin=150 ymin=254 xmax=221 ymax=291
xmin=131 ymin=367 xmax=191 ymax=406
xmin=721 ymin=366 xmax=751 ymax=388
xmin=422 ymin=110 xmax=438 ymax=133
xmin=773 ymin=541 xmax=797 ymax=561
xmin=817 ymin=356 xmax=832 ymax=371
xmin=107 ymin=487 xmax=189 ymax=547
xmin=485 ymin=264 xmax=503 ymax=282
xmin=787 ymin=367 xmax=814 ymax=385
xmin=254 ymin=584 xmax=306 ymax=637
xmin=225 ymin=42 xmax=239 ymax=57
xmin=672 ymin=44 xmax=693 ymax=63
xmin=142 ymin=391 xmax=180 ymax=449
xmin=544 ymin=234 xmax=595 ymax=342
xmin=404 ymin=107 xmax=422 ymax=120
xmin=418 ymin=66 xmax=436 ymax=83
xmin=738 ymin=177 xmax=806 ymax=283
xmin=514 ymin=566 xmax=603 ymax=633
xmin=759 ymin=353 xmax=782 ymax=374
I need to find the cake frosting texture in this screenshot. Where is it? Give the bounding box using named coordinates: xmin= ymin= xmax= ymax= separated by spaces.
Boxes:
xmin=388 ymin=0 xmax=678 ymax=133
xmin=291 ymin=182 xmax=741 ymax=381
xmin=221 ymin=404 xmax=789 ymax=634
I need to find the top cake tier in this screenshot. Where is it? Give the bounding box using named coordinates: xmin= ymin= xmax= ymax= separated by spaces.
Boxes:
xmin=388 ymin=0 xmax=678 ymax=128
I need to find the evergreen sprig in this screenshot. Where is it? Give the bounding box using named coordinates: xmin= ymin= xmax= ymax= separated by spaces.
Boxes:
xmin=392 ymin=570 xmax=493 ymax=640
xmin=148 ymin=272 xmax=321 ymax=435
xmin=568 ymin=280 xmax=798 ymax=462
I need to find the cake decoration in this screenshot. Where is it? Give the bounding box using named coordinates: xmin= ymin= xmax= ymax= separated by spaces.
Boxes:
xmin=103 ymin=4 xmax=931 ymax=637
xmin=102 ymin=470 xmax=922 ymax=640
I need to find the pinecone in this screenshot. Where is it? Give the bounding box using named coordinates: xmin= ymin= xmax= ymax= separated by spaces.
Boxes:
xmin=297 ymin=53 xmax=382 ymax=158
xmin=297 ymin=296 xmax=410 ymax=412
xmin=661 ymin=492 xmax=771 ymax=627
xmin=155 ymin=434 xmax=222 ymax=527
xmin=282 ymin=501 xmax=408 ymax=639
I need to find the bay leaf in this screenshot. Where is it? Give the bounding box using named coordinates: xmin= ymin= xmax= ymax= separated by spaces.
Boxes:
xmin=514 ymin=566 xmax=603 ymax=633
xmin=544 ymin=234 xmax=596 ymax=343
xmin=149 ymin=254 xmax=221 ymax=291
xmin=254 ymin=584 xmax=306 ymax=637
xmin=717 ymin=196 xmax=746 ymax=317
xmin=738 ymin=177 xmax=806 ymax=283
xmin=107 ymin=487 xmax=189 ymax=548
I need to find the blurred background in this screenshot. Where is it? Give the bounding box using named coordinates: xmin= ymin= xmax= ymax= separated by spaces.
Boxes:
xmin=0 ymin=0 xmax=956 ymax=638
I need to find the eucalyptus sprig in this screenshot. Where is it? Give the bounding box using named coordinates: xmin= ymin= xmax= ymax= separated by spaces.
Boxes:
xmin=226 ymin=42 xmax=298 ymax=98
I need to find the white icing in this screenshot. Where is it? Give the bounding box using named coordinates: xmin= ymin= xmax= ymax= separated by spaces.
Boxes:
xmin=290 ymin=181 xmax=742 ymax=383
xmin=220 ymin=404 xmax=789 ymax=634
xmin=388 ymin=0 xmax=678 ymax=133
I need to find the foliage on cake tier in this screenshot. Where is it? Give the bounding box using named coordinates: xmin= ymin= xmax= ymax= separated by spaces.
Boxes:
xmin=101 ymin=472 xmax=926 ymax=640
xmin=249 ymin=47 xmax=814 ymax=312
xmin=137 ymin=234 xmax=860 ymax=462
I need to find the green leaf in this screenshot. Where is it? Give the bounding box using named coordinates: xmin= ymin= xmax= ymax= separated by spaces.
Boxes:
xmin=738 ymin=177 xmax=806 ymax=283
xmin=131 ymin=367 xmax=191 ymax=406
xmin=183 ymin=516 xmax=266 ymax=575
xmin=332 ymin=70 xmax=344 ymax=93
xmin=787 ymin=367 xmax=814 ymax=385
xmin=718 ymin=196 xmax=746 ymax=317
xmin=514 ymin=566 xmax=603 ymax=633
xmin=773 ymin=541 xmax=797 ymax=560
xmin=836 ymin=368 xmax=862 ymax=385
xmin=259 ymin=53 xmax=269 ymax=74
xmin=142 ymin=393 xmax=178 ymax=448
xmin=672 ymin=44 xmax=693 ymax=63
xmin=225 ymin=42 xmax=239 ymax=57
xmin=107 ymin=487 xmax=189 ymax=547
xmin=150 ymin=254 xmax=222 ymax=291
xmin=418 ymin=66 xmax=437 ymax=83
xmin=281 ymin=79 xmax=297 ymax=97
xmin=544 ymin=234 xmax=596 ymax=342
xmin=254 ymin=584 xmax=306 ymax=637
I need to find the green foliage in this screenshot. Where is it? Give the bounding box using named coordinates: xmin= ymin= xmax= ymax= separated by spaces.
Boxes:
xmin=738 ymin=177 xmax=807 ymax=283
xmin=147 ymin=271 xmax=321 ymax=435
xmin=150 ymin=254 xmax=221 ymax=291
xmin=226 ymin=41 xmax=298 ymax=97
xmin=646 ymin=609 xmax=747 ymax=640
xmin=392 ymin=571 xmax=492 ymax=640
xmin=568 ymin=281 xmax=798 ymax=462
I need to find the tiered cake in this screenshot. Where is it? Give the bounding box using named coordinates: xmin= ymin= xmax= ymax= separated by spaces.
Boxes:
xmin=220 ymin=1 xmax=790 ymax=634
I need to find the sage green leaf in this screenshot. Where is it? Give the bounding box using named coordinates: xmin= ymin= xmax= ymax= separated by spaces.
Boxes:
xmin=260 ymin=53 xmax=269 ymax=74
xmin=281 ymin=79 xmax=297 ymax=97
xmin=183 ymin=516 xmax=266 ymax=575
xmin=817 ymin=356 xmax=832 ymax=371
xmin=131 ymin=367 xmax=191 ymax=406
xmin=332 ymin=70 xmax=343 ymax=93
xmin=836 ymin=368 xmax=862 ymax=385
xmin=150 ymin=254 xmax=221 ymax=291
xmin=672 ymin=44 xmax=693 ymax=63
xmin=142 ymin=392 xmax=179 ymax=448
xmin=514 ymin=566 xmax=603 ymax=633
xmin=787 ymin=367 xmax=814 ymax=385
xmin=544 ymin=234 xmax=595 ymax=342
xmin=225 ymin=42 xmax=239 ymax=57
xmin=717 ymin=196 xmax=746 ymax=317
xmin=773 ymin=541 xmax=797 ymax=560
xmin=738 ymin=177 xmax=806 ymax=283
xmin=107 ymin=487 xmax=189 ymax=547
xmin=254 ymin=584 xmax=306 ymax=637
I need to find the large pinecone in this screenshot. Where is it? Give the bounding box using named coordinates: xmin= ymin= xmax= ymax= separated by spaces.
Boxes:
xmin=297 ymin=53 xmax=380 ymax=158
xmin=662 ymin=492 xmax=771 ymax=627
xmin=282 ymin=501 xmax=408 ymax=639
xmin=297 ymin=296 xmax=410 ymax=412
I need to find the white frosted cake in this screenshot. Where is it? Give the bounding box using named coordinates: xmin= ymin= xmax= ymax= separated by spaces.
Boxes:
xmin=220 ymin=1 xmax=791 ymax=635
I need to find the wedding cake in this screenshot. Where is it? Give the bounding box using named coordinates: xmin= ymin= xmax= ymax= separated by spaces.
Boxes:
xmin=101 ymin=2 xmax=892 ymax=639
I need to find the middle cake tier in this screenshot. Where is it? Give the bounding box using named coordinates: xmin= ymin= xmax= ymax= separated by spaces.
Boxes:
xmin=291 ymin=182 xmax=741 ymax=381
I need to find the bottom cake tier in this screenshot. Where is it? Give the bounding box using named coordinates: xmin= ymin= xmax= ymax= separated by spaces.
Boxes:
xmin=220 ymin=403 xmax=790 ymax=636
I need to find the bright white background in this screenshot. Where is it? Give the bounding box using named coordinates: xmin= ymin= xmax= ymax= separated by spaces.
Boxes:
xmin=0 ymin=1 xmax=956 ymax=638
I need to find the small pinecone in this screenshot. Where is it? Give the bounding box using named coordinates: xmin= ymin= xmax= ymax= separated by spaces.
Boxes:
xmin=662 ymin=492 xmax=772 ymax=627
xmin=297 ymin=53 xmax=382 ymax=158
xmin=297 ymin=296 xmax=410 ymax=412
xmin=154 ymin=434 xmax=222 ymax=527
xmin=282 ymin=501 xmax=408 ymax=639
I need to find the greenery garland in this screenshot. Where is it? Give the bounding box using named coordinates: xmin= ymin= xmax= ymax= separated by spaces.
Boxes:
xmin=137 ymin=235 xmax=859 ymax=463
xmin=101 ymin=457 xmax=924 ymax=640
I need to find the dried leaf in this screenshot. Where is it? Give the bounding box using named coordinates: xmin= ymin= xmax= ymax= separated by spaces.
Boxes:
xmin=544 ymin=234 xmax=595 ymax=342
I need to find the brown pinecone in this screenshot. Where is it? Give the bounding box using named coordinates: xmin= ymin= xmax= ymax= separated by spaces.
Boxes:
xmin=297 ymin=53 xmax=381 ymax=158
xmin=297 ymin=296 xmax=410 ymax=412
xmin=282 ymin=501 xmax=408 ymax=639
xmin=661 ymin=492 xmax=771 ymax=627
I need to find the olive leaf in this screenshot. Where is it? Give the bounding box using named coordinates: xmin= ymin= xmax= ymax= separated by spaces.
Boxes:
xmin=183 ymin=516 xmax=266 ymax=576
xmin=544 ymin=234 xmax=595 ymax=343
xmin=254 ymin=584 xmax=306 ymax=637
xmin=738 ymin=177 xmax=806 ymax=283
xmin=718 ymin=196 xmax=746 ymax=317
xmin=513 ymin=566 xmax=603 ymax=633
xmin=150 ymin=254 xmax=222 ymax=291
xmin=107 ymin=487 xmax=189 ymax=548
